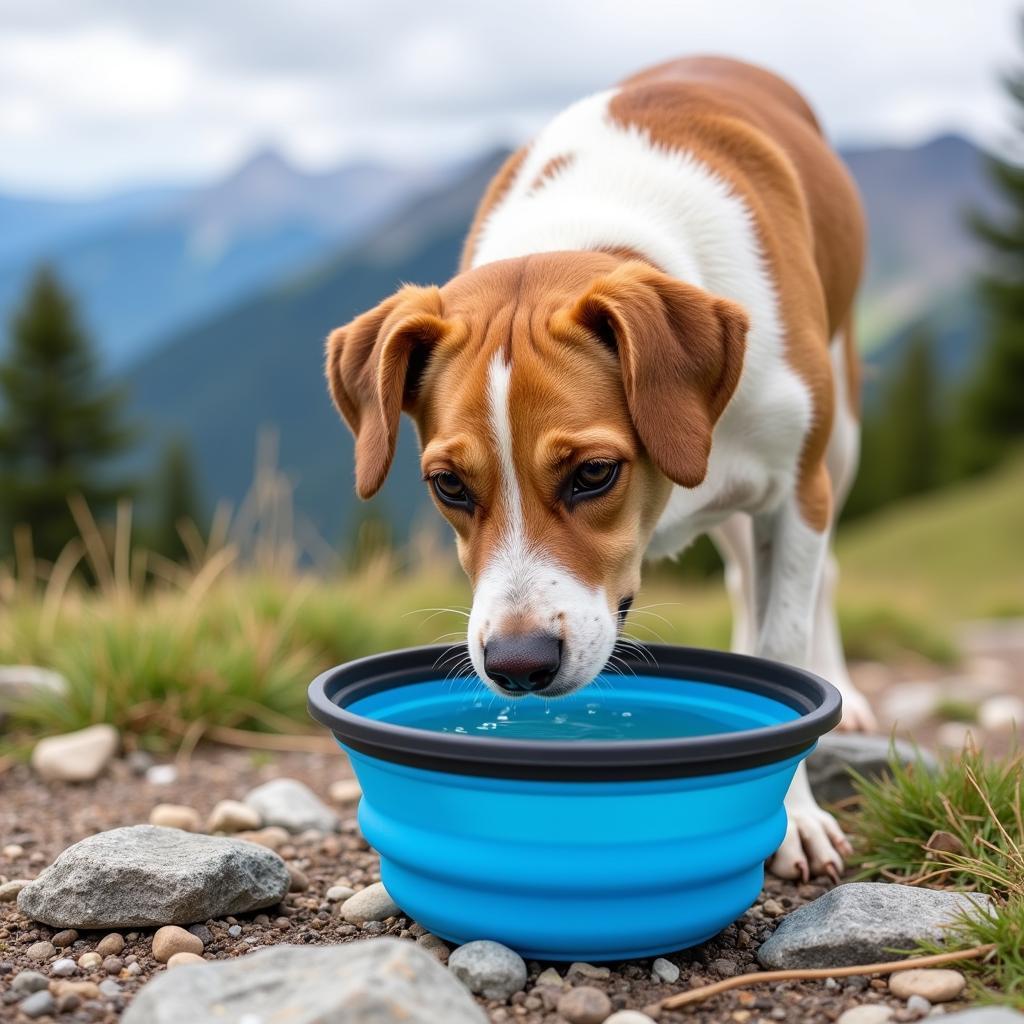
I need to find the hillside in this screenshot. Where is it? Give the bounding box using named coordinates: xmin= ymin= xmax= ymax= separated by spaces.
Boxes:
xmin=0 ymin=151 xmax=426 ymax=367
xmin=124 ymin=134 xmax=999 ymax=542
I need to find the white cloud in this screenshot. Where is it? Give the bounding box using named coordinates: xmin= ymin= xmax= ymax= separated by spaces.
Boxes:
xmin=0 ymin=0 xmax=1018 ymax=195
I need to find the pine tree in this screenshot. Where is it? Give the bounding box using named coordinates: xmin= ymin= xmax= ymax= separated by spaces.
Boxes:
xmin=148 ymin=437 xmax=204 ymax=563
xmin=961 ymin=21 xmax=1024 ymax=473
xmin=0 ymin=266 xmax=134 ymax=563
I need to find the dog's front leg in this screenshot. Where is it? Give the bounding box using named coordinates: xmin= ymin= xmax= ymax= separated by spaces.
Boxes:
xmin=751 ymin=494 xmax=852 ymax=882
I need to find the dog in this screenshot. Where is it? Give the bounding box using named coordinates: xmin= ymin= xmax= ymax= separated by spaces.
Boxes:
xmin=325 ymin=56 xmax=877 ymax=880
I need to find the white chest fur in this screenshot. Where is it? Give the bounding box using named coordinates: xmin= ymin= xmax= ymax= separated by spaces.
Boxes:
xmin=471 ymin=89 xmax=812 ymax=559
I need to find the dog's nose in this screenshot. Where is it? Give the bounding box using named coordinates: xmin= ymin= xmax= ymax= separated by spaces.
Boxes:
xmin=484 ymin=632 xmax=562 ymax=694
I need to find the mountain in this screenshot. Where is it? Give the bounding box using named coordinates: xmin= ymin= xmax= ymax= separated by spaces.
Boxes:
xmin=126 ymin=149 xmax=509 ymax=545
xmin=124 ymin=134 xmax=999 ymax=542
xmin=0 ymin=150 xmax=428 ymax=367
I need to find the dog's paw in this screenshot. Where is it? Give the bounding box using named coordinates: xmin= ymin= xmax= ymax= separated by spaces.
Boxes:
xmin=833 ymin=683 xmax=878 ymax=733
xmin=767 ymin=805 xmax=852 ymax=883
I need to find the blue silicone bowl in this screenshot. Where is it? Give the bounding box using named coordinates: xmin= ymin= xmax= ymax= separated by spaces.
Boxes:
xmin=308 ymin=643 xmax=840 ymax=961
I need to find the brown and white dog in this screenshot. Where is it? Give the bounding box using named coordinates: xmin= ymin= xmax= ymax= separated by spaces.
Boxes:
xmin=325 ymin=56 xmax=877 ymax=880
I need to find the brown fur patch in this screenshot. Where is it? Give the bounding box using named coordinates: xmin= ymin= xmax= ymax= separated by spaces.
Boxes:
xmin=528 ymin=153 xmax=575 ymax=192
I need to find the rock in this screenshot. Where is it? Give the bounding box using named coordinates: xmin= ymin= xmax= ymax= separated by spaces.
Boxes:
xmin=187 ymin=924 xmax=212 ymax=945
xmin=979 ymin=695 xmax=1024 ymax=732
xmin=168 ymin=951 xmax=206 ymax=968
xmin=96 ymin=933 xmax=125 ymax=957
xmin=448 ymin=939 xmax=527 ymax=1000
xmin=0 ymin=879 xmax=30 ymax=902
xmin=17 ymin=825 xmax=289 ymax=928
xmin=122 ymin=939 xmax=487 ymax=1024
xmin=149 ymin=804 xmax=201 ymax=832
xmin=51 ymin=929 xmax=78 ymax=947
xmin=329 ymin=779 xmax=363 ymax=803
xmin=30 ymin=724 xmax=119 ymax=783
xmin=906 ymin=994 xmax=932 ymax=1018
xmin=206 ymin=800 xmax=261 ymax=833
xmin=758 ymin=882 xmax=991 ymax=969
xmin=244 ymin=778 xmax=339 ymax=834
xmin=0 ymin=665 xmax=67 ymax=708
xmin=102 ymin=955 xmax=124 ymax=974
xmin=936 ymin=721 xmax=977 ymax=750
xmin=125 ymin=750 xmax=154 ymax=776
xmin=18 ymin=990 xmax=56 ymax=1019
xmin=606 ymin=1014 xmax=657 ymax=1024
xmin=340 ymin=882 xmax=401 ymax=925
xmin=651 ymin=957 xmax=680 ymax=984
xmin=153 ymin=925 xmax=204 ymax=963
xmin=287 ymin=866 xmax=309 ymax=892
xmin=806 ymin=734 xmax=937 ymax=804
xmin=98 ymin=978 xmax=121 ymax=997
xmin=12 ymin=970 xmax=49 ymax=994
xmin=146 ymin=764 xmax=178 ymax=786
xmin=761 ymin=898 xmax=785 ymax=917
xmin=416 ymin=933 xmax=451 ymax=962
xmin=26 ymin=940 xmax=55 ymax=961
xmin=568 ymin=961 xmax=611 ymax=980
xmin=53 ymin=980 xmax=99 ymax=999
xmin=326 ymin=885 xmax=355 ymax=902
xmin=557 ymin=985 xmax=613 ymax=1024
xmin=836 ymin=1008 xmax=893 ymax=1024
xmin=227 ymin=924 xmax=242 ymax=938
xmin=889 ymin=968 xmax=966 ymax=1002
xmin=77 ymin=952 xmax=102 ymax=970
xmin=51 ymin=958 xmax=77 ymax=976
xmin=236 ymin=825 xmax=291 ymax=850
xmin=535 ymin=967 xmax=562 ymax=987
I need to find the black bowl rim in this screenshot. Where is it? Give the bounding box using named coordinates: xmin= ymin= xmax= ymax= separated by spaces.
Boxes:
xmin=307 ymin=643 xmax=842 ymax=782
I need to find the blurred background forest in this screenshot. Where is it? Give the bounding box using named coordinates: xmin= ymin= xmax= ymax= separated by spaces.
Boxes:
xmin=0 ymin=2 xmax=1021 ymax=746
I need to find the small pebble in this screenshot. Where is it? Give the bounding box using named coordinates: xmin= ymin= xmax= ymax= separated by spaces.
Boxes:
xmin=168 ymin=951 xmax=206 ymax=968
xmin=0 ymin=879 xmax=30 ymax=902
xmin=287 ymin=865 xmax=309 ymax=892
xmin=889 ymin=968 xmax=966 ymax=1003
xmin=146 ymin=764 xmax=178 ymax=785
xmin=3 ymin=843 xmax=25 ymax=858
xmin=761 ymin=898 xmax=785 ymax=917
xmin=326 ymin=885 xmax=355 ymax=902
xmin=18 ymin=991 xmax=55 ymax=1019
xmin=906 ymin=995 xmax=932 ymax=1019
xmin=557 ymin=985 xmax=613 ymax=1024
xmin=96 ymin=933 xmax=125 ymax=957
xmin=51 ymin=929 xmax=78 ymax=948
xmin=651 ymin=957 xmax=680 ymax=984
xmin=207 ymin=799 xmax=262 ymax=833
xmin=98 ymin=978 xmax=121 ymax=997
xmin=228 ymin=924 xmax=243 ymax=938
xmin=51 ymin=958 xmax=77 ymax=977
xmin=340 ymin=882 xmax=400 ymax=924
xmin=26 ymin=940 xmax=55 ymax=961
xmin=77 ymin=952 xmax=103 ymax=970
xmin=329 ymin=778 xmax=363 ymax=803
xmin=103 ymin=956 xmax=124 ymax=975
xmin=55 ymin=993 xmax=81 ymax=1013
xmin=836 ymin=1007 xmax=894 ymax=1024
xmin=569 ymin=961 xmax=611 ymax=980
xmin=12 ymin=971 xmax=49 ymax=994
xmin=152 ymin=925 xmax=203 ymax=963
xmin=535 ymin=967 xmax=562 ymax=987
xmin=52 ymin=980 xmax=100 ymax=999
xmin=125 ymin=962 xmax=142 ymax=977
xmin=149 ymin=803 xmax=201 ymax=831
xmin=605 ymin=1014 xmax=657 ymax=1024
xmin=448 ymin=940 xmax=528 ymax=1000
xmin=188 ymin=924 xmax=213 ymax=945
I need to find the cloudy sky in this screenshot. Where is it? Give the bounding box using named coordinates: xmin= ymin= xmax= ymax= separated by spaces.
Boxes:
xmin=2 ymin=0 xmax=1019 ymax=196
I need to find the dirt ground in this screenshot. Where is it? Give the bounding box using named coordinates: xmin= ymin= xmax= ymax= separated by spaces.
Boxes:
xmin=0 ymin=744 xmax=976 ymax=1024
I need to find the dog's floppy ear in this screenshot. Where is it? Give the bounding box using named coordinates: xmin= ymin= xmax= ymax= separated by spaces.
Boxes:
xmin=561 ymin=261 xmax=748 ymax=488
xmin=326 ymin=285 xmax=449 ymax=499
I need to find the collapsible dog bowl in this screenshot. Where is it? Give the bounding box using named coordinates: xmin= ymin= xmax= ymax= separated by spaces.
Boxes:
xmin=308 ymin=644 xmax=840 ymax=961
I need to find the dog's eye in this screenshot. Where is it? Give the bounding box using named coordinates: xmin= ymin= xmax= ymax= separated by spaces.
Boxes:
xmin=431 ymin=471 xmax=472 ymax=510
xmin=570 ymin=460 xmax=620 ymax=500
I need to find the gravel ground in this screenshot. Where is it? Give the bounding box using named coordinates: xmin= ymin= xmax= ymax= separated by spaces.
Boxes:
xmin=0 ymin=746 xmax=978 ymax=1023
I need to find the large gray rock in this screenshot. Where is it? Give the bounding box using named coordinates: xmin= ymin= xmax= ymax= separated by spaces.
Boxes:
xmin=244 ymin=777 xmax=339 ymax=833
xmin=757 ymin=882 xmax=990 ymax=969
xmin=17 ymin=825 xmax=289 ymax=928
xmin=806 ymin=734 xmax=937 ymax=804
xmin=122 ymin=939 xmax=487 ymax=1024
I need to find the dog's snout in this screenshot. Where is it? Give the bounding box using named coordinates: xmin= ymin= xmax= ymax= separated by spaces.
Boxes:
xmin=484 ymin=632 xmax=562 ymax=694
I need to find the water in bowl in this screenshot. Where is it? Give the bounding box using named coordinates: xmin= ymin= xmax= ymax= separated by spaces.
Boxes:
xmin=361 ymin=674 xmax=790 ymax=741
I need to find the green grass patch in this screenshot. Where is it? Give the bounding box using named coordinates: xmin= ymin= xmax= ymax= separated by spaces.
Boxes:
xmin=851 ymin=745 xmax=1024 ymax=1005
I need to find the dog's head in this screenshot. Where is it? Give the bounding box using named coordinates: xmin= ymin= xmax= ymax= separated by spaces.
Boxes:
xmin=326 ymin=252 xmax=746 ymax=697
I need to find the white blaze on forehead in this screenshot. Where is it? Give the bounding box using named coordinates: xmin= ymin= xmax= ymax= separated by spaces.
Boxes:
xmin=468 ymin=351 xmax=619 ymax=697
